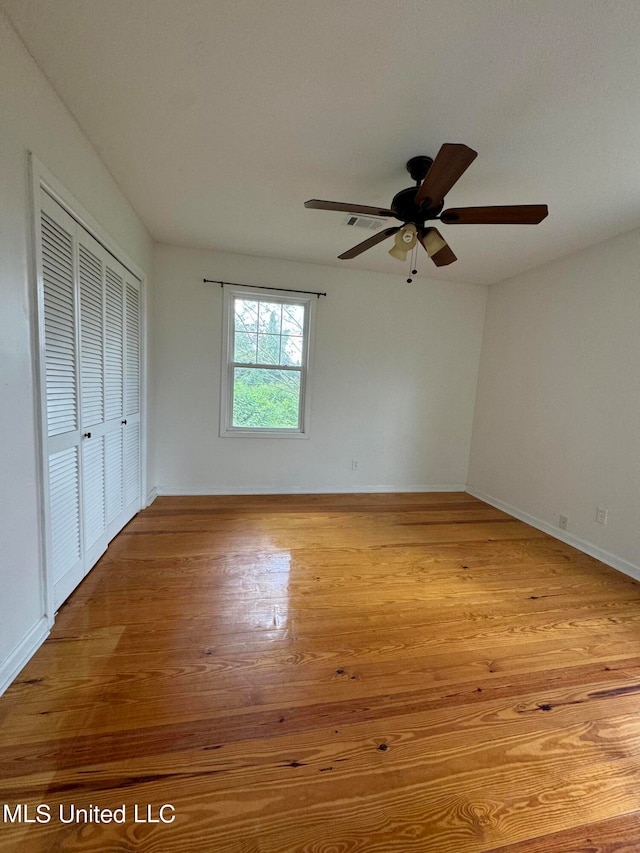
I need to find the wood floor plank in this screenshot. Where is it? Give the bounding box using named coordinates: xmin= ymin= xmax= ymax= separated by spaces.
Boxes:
xmin=1 ymin=492 xmax=640 ymax=851
xmin=489 ymin=810 xmax=640 ymax=851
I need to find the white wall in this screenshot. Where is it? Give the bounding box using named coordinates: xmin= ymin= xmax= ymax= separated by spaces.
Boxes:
xmin=154 ymin=245 xmax=487 ymax=494
xmin=468 ymin=226 xmax=640 ymax=573
xmin=0 ymin=12 xmax=152 ymax=691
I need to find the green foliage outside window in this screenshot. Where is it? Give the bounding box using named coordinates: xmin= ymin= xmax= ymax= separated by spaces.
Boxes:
xmin=231 ymin=298 xmax=305 ymax=429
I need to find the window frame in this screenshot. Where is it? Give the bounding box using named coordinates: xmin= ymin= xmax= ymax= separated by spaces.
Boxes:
xmin=219 ymin=285 xmax=315 ymax=438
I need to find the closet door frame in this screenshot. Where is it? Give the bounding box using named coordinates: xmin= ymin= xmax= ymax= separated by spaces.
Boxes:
xmin=29 ymin=154 xmax=148 ymax=625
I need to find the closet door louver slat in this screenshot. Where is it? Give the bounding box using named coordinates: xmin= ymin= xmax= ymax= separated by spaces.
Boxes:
xmin=41 ymin=211 xmax=77 ymax=437
xmin=125 ymin=282 xmax=140 ymax=417
xmin=105 ymin=266 xmax=124 ymax=421
xmin=83 ymin=436 xmax=106 ymax=549
xmin=124 ymin=422 xmax=140 ymax=507
xmin=79 ymin=242 xmax=104 ymax=428
xmin=105 ymin=430 xmax=124 ymax=524
xmin=48 ymin=448 xmax=81 ymax=584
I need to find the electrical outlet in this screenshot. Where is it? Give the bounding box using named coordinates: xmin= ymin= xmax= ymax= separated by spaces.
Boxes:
xmin=596 ymin=507 xmax=608 ymax=525
xmin=351 ymin=460 xmax=358 ymax=471
xmin=558 ymin=515 xmax=568 ymax=530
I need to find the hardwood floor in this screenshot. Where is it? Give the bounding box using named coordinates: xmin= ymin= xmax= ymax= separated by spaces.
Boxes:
xmin=2 ymin=492 xmax=640 ymax=851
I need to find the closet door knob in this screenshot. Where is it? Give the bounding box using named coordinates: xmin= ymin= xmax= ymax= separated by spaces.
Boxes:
xmin=83 ymin=432 xmax=92 ymax=439
xmin=121 ymin=419 xmax=127 ymax=425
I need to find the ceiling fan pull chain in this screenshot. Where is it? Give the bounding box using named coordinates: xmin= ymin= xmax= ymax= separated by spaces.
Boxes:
xmin=407 ymin=243 xmax=418 ymax=283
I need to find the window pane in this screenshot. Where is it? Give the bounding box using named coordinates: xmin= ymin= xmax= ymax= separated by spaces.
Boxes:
xmin=232 ymin=367 xmax=301 ymax=428
xmin=234 ymin=331 xmax=257 ymax=363
xmin=281 ymin=303 xmax=305 ymax=335
xmin=234 ymin=299 xmax=259 ymax=333
xmin=258 ymin=302 xmax=281 ymax=334
xmin=280 ymin=335 xmax=303 ymax=366
xmin=257 ymin=333 xmax=281 ymax=365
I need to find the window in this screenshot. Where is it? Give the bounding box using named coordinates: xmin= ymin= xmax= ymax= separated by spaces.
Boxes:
xmin=220 ymin=286 xmax=315 ymax=437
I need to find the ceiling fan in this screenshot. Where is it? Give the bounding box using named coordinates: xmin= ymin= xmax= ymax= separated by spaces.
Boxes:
xmin=304 ymin=144 xmax=548 ymax=267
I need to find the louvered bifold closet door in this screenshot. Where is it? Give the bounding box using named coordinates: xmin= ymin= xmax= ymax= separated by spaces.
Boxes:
xmin=123 ymin=272 xmax=142 ymax=513
xmin=38 ymin=189 xmax=143 ymax=609
xmin=104 ymin=260 xmax=125 ymax=534
xmin=77 ymin=229 xmax=110 ymax=569
xmin=104 ymin=255 xmax=140 ymax=539
xmin=39 ymin=191 xmax=84 ymax=608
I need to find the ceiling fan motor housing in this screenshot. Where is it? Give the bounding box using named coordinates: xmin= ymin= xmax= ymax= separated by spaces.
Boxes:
xmin=391 ymin=186 xmax=443 ymax=225
xmin=391 ymin=155 xmax=443 ymax=225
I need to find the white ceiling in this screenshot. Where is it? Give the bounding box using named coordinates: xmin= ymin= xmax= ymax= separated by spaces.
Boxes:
xmin=3 ymin=0 xmax=640 ymax=285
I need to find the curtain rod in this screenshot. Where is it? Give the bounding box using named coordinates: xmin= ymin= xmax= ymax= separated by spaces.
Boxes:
xmin=203 ymin=279 xmax=326 ymax=298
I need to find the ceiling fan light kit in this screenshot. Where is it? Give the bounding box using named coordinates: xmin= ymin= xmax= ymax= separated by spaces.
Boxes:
xmin=422 ymin=228 xmax=446 ymax=258
xmin=388 ymin=223 xmax=417 ymax=261
xmin=304 ymin=143 xmax=548 ymax=269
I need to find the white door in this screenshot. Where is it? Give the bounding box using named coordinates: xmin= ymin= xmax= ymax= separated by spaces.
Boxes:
xmin=77 ymin=228 xmax=108 ymax=568
xmin=39 ymin=192 xmax=84 ymax=607
xmin=123 ymin=272 xmax=142 ymax=513
xmin=38 ymin=188 xmax=143 ymax=608
xmin=104 ymin=258 xmax=126 ymax=534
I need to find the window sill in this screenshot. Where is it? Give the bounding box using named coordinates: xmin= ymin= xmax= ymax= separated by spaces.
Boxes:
xmin=220 ymin=428 xmax=310 ymax=439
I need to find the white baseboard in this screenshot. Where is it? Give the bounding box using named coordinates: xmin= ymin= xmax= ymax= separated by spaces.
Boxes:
xmin=157 ymin=484 xmax=467 ymax=496
xmin=0 ymin=616 xmax=49 ymax=698
xmin=466 ymin=486 xmax=640 ymax=582
xmin=146 ymin=487 xmax=158 ymax=507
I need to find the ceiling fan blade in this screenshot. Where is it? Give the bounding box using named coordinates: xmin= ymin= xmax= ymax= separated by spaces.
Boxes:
xmin=305 ymin=199 xmax=396 ymax=218
xmin=338 ymin=226 xmax=400 ymax=260
xmin=415 ymin=143 xmax=478 ymax=207
xmin=418 ymin=227 xmax=457 ymax=266
xmin=441 ymin=204 xmax=549 ymax=224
